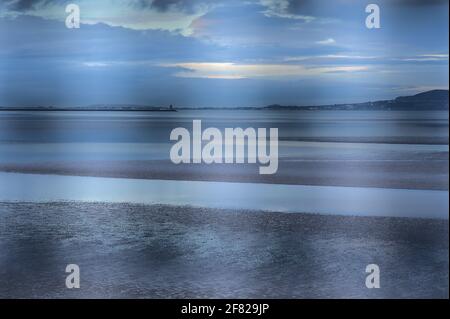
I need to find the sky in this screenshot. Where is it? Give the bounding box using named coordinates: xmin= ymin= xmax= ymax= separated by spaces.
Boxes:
xmin=0 ymin=0 xmax=448 ymax=107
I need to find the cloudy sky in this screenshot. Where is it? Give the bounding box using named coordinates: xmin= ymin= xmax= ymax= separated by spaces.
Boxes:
xmin=0 ymin=0 xmax=448 ymax=107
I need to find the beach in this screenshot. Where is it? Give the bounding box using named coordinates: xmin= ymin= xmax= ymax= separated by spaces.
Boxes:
xmin=0 ymin=109 xmax=448 ymax=298
xmin=0 ymin=110 xmax=448 ymax=191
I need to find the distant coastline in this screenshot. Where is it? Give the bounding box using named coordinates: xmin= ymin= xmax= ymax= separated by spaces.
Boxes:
xmin=0 ymin=106 xmax=177 ymax=112
xmin=0 ymin=89 xmax=448 ymax=111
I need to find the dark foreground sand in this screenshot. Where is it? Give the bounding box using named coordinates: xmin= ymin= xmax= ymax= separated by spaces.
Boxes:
xmin=0 ymin=202 xmax=448 ymax=298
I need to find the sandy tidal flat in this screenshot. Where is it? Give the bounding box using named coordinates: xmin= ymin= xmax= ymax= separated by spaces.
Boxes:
xmin=0 ymin=202 xmax=448 ymax=298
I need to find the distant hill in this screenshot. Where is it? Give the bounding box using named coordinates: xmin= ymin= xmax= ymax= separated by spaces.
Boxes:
xmin=395 ymin=89 xmax=449 ymax=102
xmin=263 ymin=90 xmax=449 ymax=111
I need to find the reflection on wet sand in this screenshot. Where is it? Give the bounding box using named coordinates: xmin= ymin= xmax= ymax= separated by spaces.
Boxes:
xmin=0 ymin=202 xmax=448 ymax=298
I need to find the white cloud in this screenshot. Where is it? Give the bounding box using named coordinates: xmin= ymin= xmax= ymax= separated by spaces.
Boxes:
xmin=421 ymin=54 xmax=449 ymax=58
xmin=284 ymin=54 xmax=378 ymax=62
xmin=399 ymin=54 xmax=449 ymax=62
xmin=163 ymin=62 xmax=368 ymax=79
xmin=316 ymin=38 xmax=336 ymax=45
xmin=82 ymin=62 xmax=110 ymax=68
xmin=259 ymin=0 xmax=315 ymax=21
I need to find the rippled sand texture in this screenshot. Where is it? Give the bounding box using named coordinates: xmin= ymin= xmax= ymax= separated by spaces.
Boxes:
xmin=0 ymin=202 xmax=447 ymax=298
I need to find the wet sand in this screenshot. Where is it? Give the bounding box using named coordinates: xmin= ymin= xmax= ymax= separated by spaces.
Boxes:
xmin=0 ymin=202 xmax=448 ymax=298
xmin=1 ymin=109 xmax=447 ymax=190
xmin=0 ymin=158 xmax=448 ymax=190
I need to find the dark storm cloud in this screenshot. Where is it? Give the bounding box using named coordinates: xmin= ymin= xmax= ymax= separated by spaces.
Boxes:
xmin=393 ymin=0 xmax=448 ymax=5
xmin=285 ymin=0 xmax=448 ymax=14
xmin=5 ymin=0 xmax=41 ymax=10
xmin=4 ymin=0 xmax=65 ymax=11
xmin=150 ymin=0 xmax=193 ymax=11
xmin=134 ymin=0 xmax=210 ymax=13
xmin=4 ymin=0 xmax=209 ymax=13
xmin=5 ymin=0 xmax=449 ymax=13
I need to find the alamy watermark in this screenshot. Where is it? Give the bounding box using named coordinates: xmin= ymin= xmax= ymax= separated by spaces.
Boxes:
xmin=170 ymin=120 xmax=279 ymax=175
xmin=65 ymin=264 xmax=80 ymax=289
xmin=65 ymin=4 xmax=80 ymax=29
xmin=365 ymin=264 xmax=381 ymax=289
xmin=366 ymin=4 xmax=381 ymax=29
